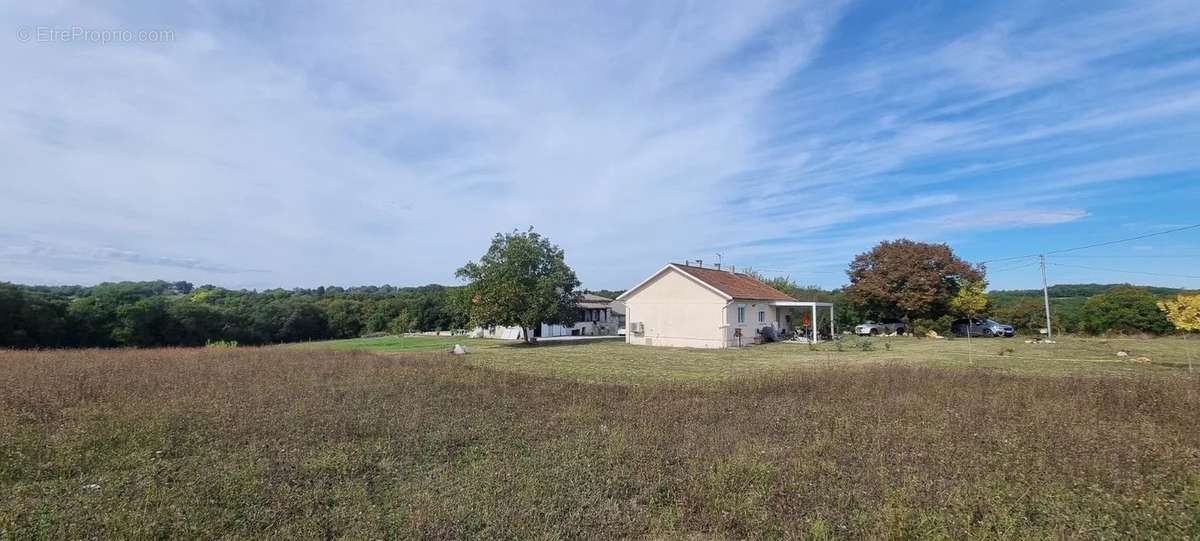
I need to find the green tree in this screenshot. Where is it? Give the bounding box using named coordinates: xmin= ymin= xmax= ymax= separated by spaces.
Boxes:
xmin=280 ymin=303 xmax=331 ymax=342
xmin=845 ymin=239 xmax=984 ymax=323
xmin=456 ymin=228 xmax=580 ymax=343
xmin=388 ymin=311 xmax=413 ymax=335
xmin=0 ymin=283 xmax=68 ymax=347
xmin=950 ymin=278 xmax=989 ymax=319
xmin=994 ymin=297 xmax=1061 ymax=334
xmin=166 ymin=299 xmax=227 ymax=346
xmin=324 ymin=299 xmax=365 ymax=338
xmin=67 ymin=296 xmax=122 ymax=347
xmin=1081 ymin=285 xmax=1172 ymax=335
xmin=113 ymin=296 xmax=177 ymax=346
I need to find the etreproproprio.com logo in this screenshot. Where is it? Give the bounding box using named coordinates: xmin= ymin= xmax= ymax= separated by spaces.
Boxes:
xmin=16 ymin=26 xmax=175 ymax=44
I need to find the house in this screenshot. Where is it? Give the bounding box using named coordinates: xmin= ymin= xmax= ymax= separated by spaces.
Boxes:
xmin=473 ymin=293 xmax=625 ymax=340
xmin=617 ymin=262 xmax=834 ymax=348
xmin=538 ymin=293 xmax=622 ymax=337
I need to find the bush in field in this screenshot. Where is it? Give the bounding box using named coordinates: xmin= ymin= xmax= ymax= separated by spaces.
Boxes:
xmin=1081 ymin=285 xmax=1172 ymax=335
xmin=910 ymin=315 xmax=954 ymax=337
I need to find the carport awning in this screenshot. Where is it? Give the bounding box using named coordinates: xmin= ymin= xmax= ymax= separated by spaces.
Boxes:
xmin=769 ymin=301 xmax=833 ymax=307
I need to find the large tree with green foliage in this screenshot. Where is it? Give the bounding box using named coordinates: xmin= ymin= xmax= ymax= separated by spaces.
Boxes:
xmin=844 ymin=239 xmax=984 ymax=322
xmin=456 ymin=228 xmax=580 ymax=343
xmin=1081 ymin=285 xmax=1172 ymax=335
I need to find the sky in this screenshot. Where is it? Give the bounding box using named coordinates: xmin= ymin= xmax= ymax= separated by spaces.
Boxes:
xmin=2 ymin=0 xmax=1198 ymax=292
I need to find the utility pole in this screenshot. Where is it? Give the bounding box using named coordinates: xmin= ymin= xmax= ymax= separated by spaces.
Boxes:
xmin=1040 ymin=255 xmax=1053 ymax=340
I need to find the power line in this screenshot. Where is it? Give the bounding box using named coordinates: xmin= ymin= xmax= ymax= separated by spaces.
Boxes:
xmin=1047 ymin=262 xmax=1200 ymax=280
xmin=987 ymin=261 xmax=1038 ymax=273
xmin=1045 ymin=224 xmax=1200 ymax=256
xmin=979 ymin=223 xmax=1200 ymax=264
xmin=753 ymin=268 xmax=845 ymax=275
xmin=1051 ymin=254 xmax=1200 ymax=259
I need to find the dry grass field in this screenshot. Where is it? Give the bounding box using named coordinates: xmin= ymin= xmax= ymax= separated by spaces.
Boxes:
xmin=3 ymin=344 xmax=1199 ymax=539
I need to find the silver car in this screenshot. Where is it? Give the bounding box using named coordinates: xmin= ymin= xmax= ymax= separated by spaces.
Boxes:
xmin=854 ymin=319 xmax=906 ymax=336
xmin=951 ymin=318 xmax=1015 ymax=337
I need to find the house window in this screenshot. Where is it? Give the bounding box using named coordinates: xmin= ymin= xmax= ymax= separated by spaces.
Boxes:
xmin=737 ymin=305 xmax=746 ymax=324
xmin=758 ymin=310 xmax=765 ymax=323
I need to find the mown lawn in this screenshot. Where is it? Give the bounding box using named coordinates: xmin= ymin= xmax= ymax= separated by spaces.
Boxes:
xmin=302 ymin=334 xmax=499 ymax=353
xmin=312 ymin=334 xmax=1199 ymax=384
xmin=2 ymin=347 xmax=1198 ymax=539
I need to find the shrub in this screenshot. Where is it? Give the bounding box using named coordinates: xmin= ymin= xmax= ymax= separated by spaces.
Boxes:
xmin=1081 ymin=285 xmax=1173 ymax=335
xmin=910 ymin=315 xmax=954 ymax=337
xmin=993 ymin=298 xmax=1060 ymax=335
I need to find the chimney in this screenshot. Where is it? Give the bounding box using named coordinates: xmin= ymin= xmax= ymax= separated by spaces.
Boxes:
xmin=730 ymin=265 xmax=736 ymax=273
xmin=714 ymin=262 xmax=721 ymax=270
xmin=696 ymin=259 xmax=703 ymax=268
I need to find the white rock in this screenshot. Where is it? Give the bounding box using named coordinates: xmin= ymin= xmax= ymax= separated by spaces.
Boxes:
xmin=82 ymin=484 xmax=100 ymax=491
xmin=1116 ymin=351 xmax=1129 ymax=357
xmin=451 ymin=344 xmax=467 ymax=355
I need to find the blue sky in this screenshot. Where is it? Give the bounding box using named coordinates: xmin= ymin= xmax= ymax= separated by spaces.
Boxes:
xmin=2 ymin=0 xmax=1198 ymax=291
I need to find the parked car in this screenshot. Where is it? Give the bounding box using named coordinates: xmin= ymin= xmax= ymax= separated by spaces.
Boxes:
xmin=854 ymin=319 xmax=906 ymax=336
xmin=950 ymin=318 xmax=1015 ymax=337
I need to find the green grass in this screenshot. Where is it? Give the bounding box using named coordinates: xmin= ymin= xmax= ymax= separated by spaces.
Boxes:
xmin=304 ymin=334 xmax=499 ymax=353
xmin=311 ymin=334 xmax=1199 ymax=384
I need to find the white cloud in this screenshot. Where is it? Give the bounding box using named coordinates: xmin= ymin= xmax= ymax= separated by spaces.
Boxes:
xmin=0 ymin=0 xmax=1196 ymax=290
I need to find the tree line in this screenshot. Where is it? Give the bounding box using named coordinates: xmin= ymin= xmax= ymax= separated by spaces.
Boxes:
xmin=2 ymin=233 xmax=1196 ymax=349
xmin=760 ymin=239 xmax=1194 ymax=337
xmin=0 ymin=280 xmax=467 ymax=348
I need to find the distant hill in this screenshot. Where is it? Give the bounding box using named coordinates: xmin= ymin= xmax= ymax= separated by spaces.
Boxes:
xmin=986 ymin=283 xmax=1194 ymax=335
xmin=989 ymin=283 xmax=1195 ymax=300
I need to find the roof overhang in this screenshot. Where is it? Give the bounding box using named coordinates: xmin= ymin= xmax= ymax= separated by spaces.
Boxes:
xmin=769 ymin=300 xmax=833 ymax=307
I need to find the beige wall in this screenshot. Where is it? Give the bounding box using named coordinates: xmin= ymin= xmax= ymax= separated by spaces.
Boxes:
xmin=624 ymin=269 xmax=728 ymax=348
xmin=723 ymin=301 xmax=779 ymax=347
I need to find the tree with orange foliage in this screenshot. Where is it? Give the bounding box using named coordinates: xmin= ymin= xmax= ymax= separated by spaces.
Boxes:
xmin=845 ymin=239 xmax=984 ymax=323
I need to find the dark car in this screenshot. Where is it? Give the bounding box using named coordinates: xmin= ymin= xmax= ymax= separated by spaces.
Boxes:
xmin=951 ymin=318 xmax=1015 ymax=337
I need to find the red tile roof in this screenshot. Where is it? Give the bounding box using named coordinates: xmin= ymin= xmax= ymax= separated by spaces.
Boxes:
xmin=672 ymin=264 xmax=796 ymax=301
